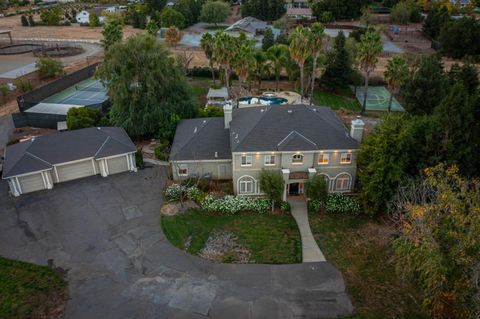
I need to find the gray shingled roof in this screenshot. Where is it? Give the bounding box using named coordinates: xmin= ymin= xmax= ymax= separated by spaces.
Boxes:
xmin=170 ymin=117 xmax=231 ymax=161
xmin=229 ymin=105 xmax=358 ymax=152
xmin=225 ymin=16 xmax=267 ymax=34
xmin=2 ymin=127 xmax=136 ymax=178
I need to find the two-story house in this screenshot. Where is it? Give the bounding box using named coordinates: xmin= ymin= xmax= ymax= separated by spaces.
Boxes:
xmin=170 ymin=104 xmax=364 ymax=200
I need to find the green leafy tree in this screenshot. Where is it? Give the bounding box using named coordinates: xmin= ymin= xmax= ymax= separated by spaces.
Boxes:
xmin=102 ymin=20 xmax=123 ymax=50
xmin=96 ymin=34 xmax=196 ymax=138
xmin=160 ymin=7 xmax=186 ymax=28
xmin=200 ymin=1 xmax=230 ymax=27
xmin=357 ymin=30 xmax=383 ymax=114
xmin=267 ymin=43 xmax=287 ymax=91
xmin=66 ymin=107 xmax=102 ymax=130
xmin=40 ymin=7 xmax=61 ymax=25
xmin=252 ymin=49 xmax=271 ymax=88
xmin=393 ymin=164 xmax=480 ymax=318
xmin=305 ymin=174 xmax=328 ymax=203
xmin=402 ymin=55 xmax=448 ymax=115
xmin=175 ymin=0 xmax=205 ymax=27
xmin=447 ymin=62 xmax=479 ymax=95
xmin=262 ymin=28 xmax=275 ymax=50
xmin=311 ymin=0 xmax=370 ymax=20
xmin=200 ymin=32 xmax=216 ymax=84
xmin=35 ymin=57 xmax=64 ymax=78
xmin=259 ymin=169 xmax=284 ymax=211
xmin=289 ymin=26 xmax=311 ymax=101
xmin=422 ymin=7 xmax=450 ymax=39
xmin=438 ymin=17 xmax=480 ymax=59
xmin=89 ymin=12 xmax=100 ymax=27
xmin=384 ymin=55 xmax=409 ymax=113
xmin=145 ymin=0 xmax=167 ymax=14
xmin=390 ymin=1 xmax=410 ymax=24
xmin=308 ymin=22 xmax=325 ymax=105
xmin=146 ymin=19 xmax=159 ymax=36
xmin=321 ymin=31 xmax=353 ymax=89
xmin=241 ymin=0 xmax=286 ymax=21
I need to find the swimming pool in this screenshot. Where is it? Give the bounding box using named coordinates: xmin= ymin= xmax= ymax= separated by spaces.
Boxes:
xmin=239 ymin=96 xmax=288 ymax=106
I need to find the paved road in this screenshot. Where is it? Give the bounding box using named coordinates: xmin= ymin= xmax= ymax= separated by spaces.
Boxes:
xmin=289 ymin=198 xmax=326 ymax=262
xmin=0 ymin=166 xmax=353 ymax=318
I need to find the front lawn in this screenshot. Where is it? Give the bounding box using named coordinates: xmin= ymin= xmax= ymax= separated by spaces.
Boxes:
xmin=313 ymin=87 xmax=361 ymax=111
xmin=308 ymin=213 xmax=427 ymax=319
xmin=161 ymin=209 xmax=302 ymax=264
xmin=0 ymin=256 xmax=67 ymax=319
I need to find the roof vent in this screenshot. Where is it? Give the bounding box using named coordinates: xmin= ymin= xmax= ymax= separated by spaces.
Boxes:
xmin=214 ymin=151 xmax=218 ymax=158
xmin=260 ymin=109 xmax=264 ymax=112
xmin=97 ymin=127 xmax=101 ymax=130
xmin=194 ymin=127 xmax=197 ymax=134
xmin=203 ymin=120 xmax=207 ymax=124
xmin=313 ymin=108 xmax=317 ymax=112
xmin=287 ymin=110 xmax=293 ymax=114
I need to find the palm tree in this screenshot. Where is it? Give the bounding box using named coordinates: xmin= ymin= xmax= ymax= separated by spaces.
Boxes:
xmin=200 ymin=32 xmax=216 ymax=84
xmin=357 ymin=30 xmax=383 ymax=114
xmin=384 ymin=55 xmax=408 ymax=113
xmin=308 ymin=22 xmax=325 ymax=105
xmin=267 ymin=44 xmax=288 ymax=91
xmin=234 ymin=43 xmax=255 ymax=88
xmin=212 ymin=31 xmax=236 ymax=90
xmin=289 ymin=26 xmax=311 ymax=102
xmin=252 ymin=50 xmax=271 ymax=89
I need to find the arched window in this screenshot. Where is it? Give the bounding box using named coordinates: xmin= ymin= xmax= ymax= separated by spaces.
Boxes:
xmin=335 ymin=173 xmax=351 ymax=191
xmin=292 ymin=154 xmax=304 ymax=164
xmin=238 ymin=175 xmax=255 ymax=194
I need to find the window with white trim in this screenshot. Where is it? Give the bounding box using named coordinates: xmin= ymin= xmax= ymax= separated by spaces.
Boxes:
xmin=264 ymin=155 xmax=275 ymax=166
xmin=292 ymin=154 xmax=304 ymax=164
xmin=241 ymin=155 xmax=253 ymax=166
xmin=335 ymin=174 xmax=351 ymax=191
xmin=239 ymin=176 xmax=255 ymax=193
xmin=340 ymin=153 xmax=352 ymax=164
xmin=318 ymin=153 xmax=329 ymax=165
xmin=178 ymin=165 xmax=188 ymax=176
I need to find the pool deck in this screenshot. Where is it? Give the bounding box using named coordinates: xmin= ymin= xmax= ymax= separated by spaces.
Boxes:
xmin=238 ymin=91 xmax=302 ymax=108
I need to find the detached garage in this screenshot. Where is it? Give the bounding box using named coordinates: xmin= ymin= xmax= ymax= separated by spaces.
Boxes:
xmin=2 ymin=127 xmax=137 ymax=196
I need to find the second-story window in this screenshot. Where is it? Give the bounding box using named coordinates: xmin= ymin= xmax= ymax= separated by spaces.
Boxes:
xmin=264 ymin=155 xmax=275 ymax=166
xmin=340 ymin=153 xmax=352 ymax=164
xmin=318 ymin=153 xmax=329 ymax=165
xmin=241 ymin=155 xmax=253 ymax=166
xmin=292 ymin=154 xmax=304 ymax=164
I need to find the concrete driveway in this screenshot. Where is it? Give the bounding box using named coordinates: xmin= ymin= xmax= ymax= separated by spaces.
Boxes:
xmin=0 ymin=166 xmax=353 ymax=318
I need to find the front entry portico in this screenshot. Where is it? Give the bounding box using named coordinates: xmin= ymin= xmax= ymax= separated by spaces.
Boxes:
xmin=288 ymin=182 xmax=304 ymax=195
xmin=282 ymin=168 xmax=316 ymax=201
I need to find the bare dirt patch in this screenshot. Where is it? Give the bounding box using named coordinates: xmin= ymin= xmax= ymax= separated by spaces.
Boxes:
xmin=199 ymin=230 xmax=252 ymax=263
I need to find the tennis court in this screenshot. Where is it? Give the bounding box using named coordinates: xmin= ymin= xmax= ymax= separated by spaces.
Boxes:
xmin=355 ymin=86 xmax=405 ymax=112
xmin=42 ymin=77 xmax=107 ymax=106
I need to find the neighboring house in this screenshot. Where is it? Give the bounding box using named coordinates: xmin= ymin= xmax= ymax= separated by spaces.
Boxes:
xmin=170 ymin=104 xmax=364 ymax=199
xmin=206 ymin=87 xmax=229 ymax=107
xmin=285 ymin=0 xmax=313 ymax=20
xmin=225 ymin=16 xmax=268 ymax=36
xmin=2 ymin=127 xmax=137 ymax=196
xmin=76 ymin=7 xmax=110 ymax=24
xmin=450 ymin=0 xmax=470 ymax=8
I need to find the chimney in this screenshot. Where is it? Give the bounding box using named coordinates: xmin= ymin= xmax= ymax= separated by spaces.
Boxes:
xmin=223 ymin=101 xmax=233 ymax=129
xmin=350 ymin=116 xmax=365 ymax=143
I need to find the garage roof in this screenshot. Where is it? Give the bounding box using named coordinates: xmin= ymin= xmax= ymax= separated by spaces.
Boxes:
xmin=2 ymin=127 xmax=136 ymax=178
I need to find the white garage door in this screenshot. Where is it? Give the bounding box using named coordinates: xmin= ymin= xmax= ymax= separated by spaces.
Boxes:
xmin=18 ymin=173 xmax=46 ymax=194
xmin=107 ymin=155 xmax=129 ymax=175
xmin=56 ymin=160 xmax=95 ymax=182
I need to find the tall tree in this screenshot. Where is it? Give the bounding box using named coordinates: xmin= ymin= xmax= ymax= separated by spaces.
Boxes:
xmin=200 ymin=32 xmax=216 ymax=84
xmin=252 ymin=49 xmax=271 ymax=88
xmin=102 ymin=20 xmax=123 ymax=50
xmin=267 ymin=44 xmax=287 ymax=91
xmin=402 ymin=55 xmax=448 ymax=115
xmin=438 ymin=17 xmax=480 ymax=59
xmin=212 ymin=31 xmax=237 ymax=90
xmin=200 ymin=1 xmax=230 ymax=27
xmin=357 ymin=30 xmax=383 ymax=114
xmin=308 ymin=22 xmax=325 ymax=105
xmin=289 ymin=26 xmax=311 ymax=101
xmin=234 ymin=42 xmax=255 ymax=88
xmin=262 ymin=28 xmax=275 ymax=51
xmin=159 ymin=7 xmax=186 ymax=28
xmin=241 ymin=0 xmax=285 ymax=21
xmin=321 ymin=31 xmax=353 ymax=88
xmin=259 ymin=169 xmax=284 ymax=211
xmin=447 ymin=61 xmax=479 ymax=95
xmin=96 ymin=34 xmax=195 ymax=138
xmin=384 ymin=55 xmax=408 ymax=113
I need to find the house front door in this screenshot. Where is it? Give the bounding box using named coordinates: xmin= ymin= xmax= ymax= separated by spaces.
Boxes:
xmin=289 ymin=182 xmax=300 ymax=195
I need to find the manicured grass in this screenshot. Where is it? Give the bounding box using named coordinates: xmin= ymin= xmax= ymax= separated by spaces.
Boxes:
xmin=313 ymin=87 xmax=361 ymax=111
xmin=161 ymin=209 xmax=302 ymax=264
xmin=0 ymin=256 xmax=67 ymax=318
xmin=308 ymin=214 xmax=427 ymax=319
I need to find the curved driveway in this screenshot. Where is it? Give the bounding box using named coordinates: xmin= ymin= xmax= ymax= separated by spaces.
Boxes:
xmin=0 ymin=166 xmax=353 ymax=318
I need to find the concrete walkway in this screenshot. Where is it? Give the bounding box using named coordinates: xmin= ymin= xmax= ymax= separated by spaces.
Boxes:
xmin=289 ymin=197 xmax=326 ymax=262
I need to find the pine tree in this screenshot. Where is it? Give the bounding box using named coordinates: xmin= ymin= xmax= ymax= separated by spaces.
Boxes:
xmin=321 ymin=31 xmax=353 ymax=88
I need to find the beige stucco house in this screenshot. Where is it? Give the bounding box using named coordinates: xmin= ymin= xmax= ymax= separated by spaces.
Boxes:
xmin=170 ymin=104 xmax=364 ymax=200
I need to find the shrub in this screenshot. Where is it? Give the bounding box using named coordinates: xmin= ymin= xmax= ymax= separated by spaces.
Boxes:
xmin=201 ymin=195 xmax=271 ymax=214
xmin=280 ymin=201 xmax=291 ymax=213
xmin=21 ymin=15 xmax=28 ymax=26
xmin=181 ymin=177 xmax=210 ymax=192
xmin=0 ymin=84 xmax=9 ymax=98
xmin=154 ymin=147 xmax=169 ymax=161
xmin=186 ymin=186 xmax=201 ymax=202
xmin=36 ymin=57 xmax=64 ymax=78
xmin=308 ymin=199 xmax=323 ymax=213
xmin=89 ymin=12 xmax=100 ymax=27
xmin=165 ymin=184 xmax=184 ymax=200
xmin=16 ymin=78 xmax=33 ymax=92
xmin=66 ymin=107 xmax=102 ymax=130
xmin=28 ymin=15 xmax=35 ymax=26
xmin=135 ymin=150 xmax=143 ymax=167
xmin=305 ymin=174 xmax=328 ymax=203
xmin=325 ymin=194 xmax=360 ymax=215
